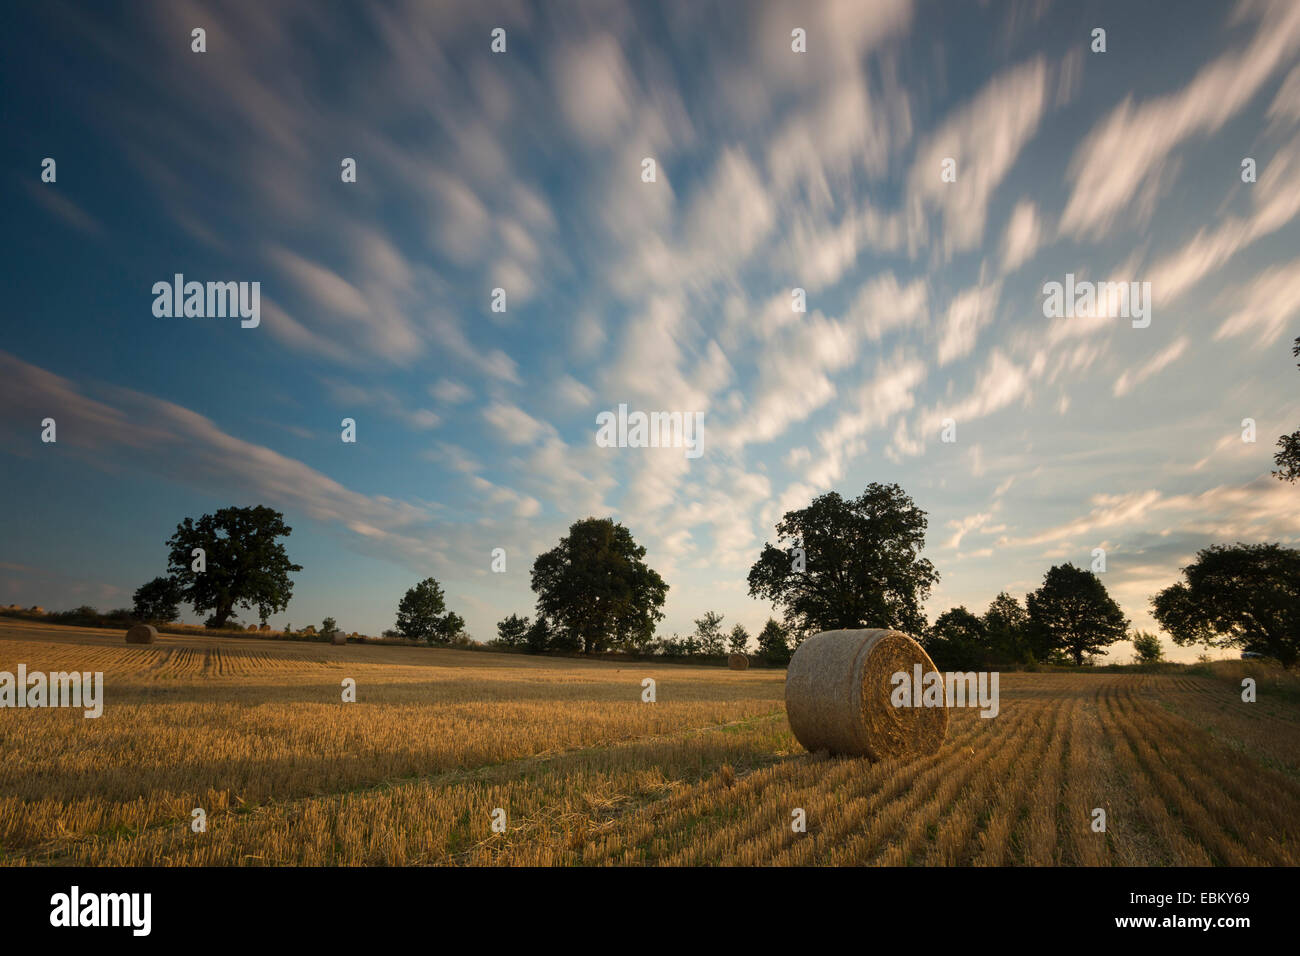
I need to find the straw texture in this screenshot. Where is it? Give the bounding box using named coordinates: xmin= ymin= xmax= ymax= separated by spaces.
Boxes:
xmin=784 ymin=628 xmax=948 ymax=759
xmin=125 ymin=624 xmax=158 ymax=644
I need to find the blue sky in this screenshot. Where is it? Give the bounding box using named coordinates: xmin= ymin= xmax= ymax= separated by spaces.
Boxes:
xmin=2 ymin=0 xmax=1298 ymax=661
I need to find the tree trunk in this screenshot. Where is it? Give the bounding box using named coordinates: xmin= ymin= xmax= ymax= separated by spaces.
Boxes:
xmin=211 ymin=598 xmax=235 ymax=629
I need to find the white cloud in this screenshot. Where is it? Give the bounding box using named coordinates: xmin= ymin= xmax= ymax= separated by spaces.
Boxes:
xmin=1268 ymin=64 xmax=1300 ymax=127
xmin=757 ymin=0 xmax=914 ymax=88
xmin=482 ymin=401 xmax=556 ymax=445
xmin=937 ymin=282 xmax=1002 ymax=366
xmin=1001 ymin=478 xmax=1300 ymax=550
xmin=850 ymin=272 xmax=929 ymax=342
xmin=0 ymin=350 xmax=450 ymax=569
xmin=429 ymin=171 xmax=492 ymax=264
xmin=892 ymin=350 xmax=1029 ymax=460
xmin=1214 ymin=258 xmax=1300 ymax=346
xmin=553 ymin=33 xmax=635 ymax=148
xmin=1148 ymin=134 xmax=1300 ymax=304
xmin=428 ymin=312 xmax=521 ymax=385
xmin=726 ymin=311 xmax=857 ymax=449
xmin=1113 ymin=337 xmax=1189 ymax=396
xmin=785 ymin=446 xmax=811 ymax=467
xmin=684 ymin=148 xmax=775 ymax=269
xmin=908 ymin=58 xmax=1048 ymax=254
xmin=469 ymin=475 xmax=542 ymax=519
xmin=945 ymin=511 xmax=995 ymax=550
xmin=766 ymin=68 xmax=893 ymax=205
xmin=1061 ymin=0 xmax=1300 ymax=238
xmin=555 ymin=375 xmax=595 ymax=408
xmin=430 ymin=379 xmax=472 ymax=404
xmin=268 ymin=246 xmax=370 ymax=317
xmin=1000 ymin=199 xmax=1041 ymax=272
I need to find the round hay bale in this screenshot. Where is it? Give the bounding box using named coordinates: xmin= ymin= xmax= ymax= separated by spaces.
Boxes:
xmin=247 ymin=624 xmax=258 ymax=632
xmin=258 ymin=623 xmax=270 ymax=631
xmin=784 ymin=628 xmax=947 ymax=759
xmin=330 ymin=632 xmax=346 ymax=645
xmin=727 ymin=653 xmax=749 ymax=670
xmin=125 ymin=624 xmax=158 ymax=644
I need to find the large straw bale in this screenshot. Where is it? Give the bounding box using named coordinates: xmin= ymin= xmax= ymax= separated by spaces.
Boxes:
xmin=727 ymin=653 xmax=749 ymax=670
xmin=330 ymin=631 xmax=346 ymax=645
xmin=125 ymin=624 xmax=158 ymax=644
xmin=784 ymin=628 xmax=947 ymax=759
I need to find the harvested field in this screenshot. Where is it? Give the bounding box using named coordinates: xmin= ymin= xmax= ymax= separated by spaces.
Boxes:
xmin=1 ymin=619 xmax=1296 ymax=866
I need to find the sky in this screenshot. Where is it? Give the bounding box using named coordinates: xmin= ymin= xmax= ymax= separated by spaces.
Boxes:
xmin=1 ymin=0 xmax=1298 ymax=662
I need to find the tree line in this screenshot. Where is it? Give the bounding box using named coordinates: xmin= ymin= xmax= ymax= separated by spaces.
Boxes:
xmin=124 ymin=434 xmax=1298 ymax=669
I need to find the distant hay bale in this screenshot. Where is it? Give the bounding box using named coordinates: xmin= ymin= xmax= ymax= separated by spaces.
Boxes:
xmin=258 ymin=623 xmax=270 ymax=631
xmin=784 ymin=628 xmax=948 ymax=760
xmin=330 ymin=632 xmax=346 ymax=645
xmin=29 ymin=606 xmax=45 ymax=614
xmin=125 ymin=624 xmax=158 ymax=644
xmin=247 ymin=624 xmax=258 ymax=632
xmin=727 ymin=653 xmax=749 ymax=670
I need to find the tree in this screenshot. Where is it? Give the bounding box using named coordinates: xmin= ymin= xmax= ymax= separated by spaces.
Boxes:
xmin=531 ymin=517 xmax=669 ymax=654
xmin=132 ymin=576 xmax=182 ymax=623
xmin=524 ymin=616 xmax=551 ymax=654
xmin=395 ymin=577 xmax=465 ymax=644
xmin=747 ymin=484 xmax=938 ymax=638
xmin=924 ymin=607 xmax=989 ymax=671
xmin=1151 ymin=543 xmax=1299 ymax=669
xmin=728 ymin=623 xmax=750 ymax=655
xmin=656 ymin=633 xmax=686 ymax=658
xmin=496 ymin=613 xmax=530 ymax=648
xmin=1026 ymin=563 xmax=1128 ymax=665
xmin=693 ymin=611 xmax=726 ymax=656
xmin=1130 ymin=631 xmax=1165 ymax=665
xmin=165 ymin=505 xmax=303 ymax=629
xmin=1273 ymin=337 xmax=1300 ymax=483
xmin=982 ymin=591 xmax=1032 ymax=664
xmin=321 ymin=617 xmax=339 ymax=639
xmin=625 ymin=621 xmax=657 ymax=656
xmin=757 ymin=618 xmax=791 ymax=665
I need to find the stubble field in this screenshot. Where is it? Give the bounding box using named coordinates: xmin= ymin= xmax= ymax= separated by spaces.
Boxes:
xmin=1 ymin=619 xmax=1297 ymax=866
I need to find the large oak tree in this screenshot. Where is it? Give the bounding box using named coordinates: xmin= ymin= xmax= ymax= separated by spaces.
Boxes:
xmin=1152 ymin=543 xmax=1299 ymax=669
xmin=131 ymin=575 xmax=183 ymax=623
xmin=1026 ymin=563 xmax=1128 ymax=665
xmin=924 ymin=606 xmax=989 ymax=671
xmin=166 ymin=505 xmax=302 ymax=629
xmin=747 ymin=484 xmax=938 ymax=639
xmin=531 ymin=517 xmax=668 ymax=654
xmin=395 ymin=576 xmax=465 ymax=643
